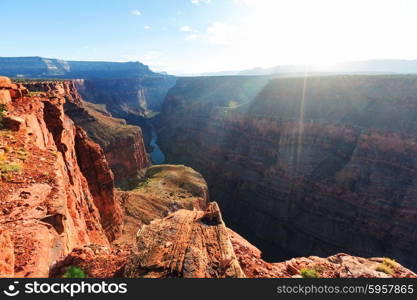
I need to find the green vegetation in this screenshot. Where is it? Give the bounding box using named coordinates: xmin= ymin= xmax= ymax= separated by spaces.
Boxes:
xmin=63 ymin=266 xmax=87 ymax=278
xmin=135 ymin=177 xmax=150 ymax=189
xmin=0 ymin=162 xmax=22 ymax=173
xmin=0 ymin=148 xmax=23 ymax=181
xmin=376 ymin=258 xmax=397 ymax=275
xmin=382 ymin=258 xmax=397 ymax=269
xmin=0 ymin=104 xmax=7 ymax=129
xmin=300 ymin=268 xmax=320 ymax=278
xmin=16 ymin=147 xmax=29 ymax=161
xmin=29 ymin=91 xmax=44 ymax=97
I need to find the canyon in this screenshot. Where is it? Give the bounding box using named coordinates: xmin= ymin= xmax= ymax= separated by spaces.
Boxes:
xmin=157 ymin=75 xmax=417 ymax=271
xmin=0 ymin=65 xmax=416 ymax=279
xmin=22 ymin=80 xmax=151 ymax=189
xmin=0 ymin=57 xmax=177 ymax=147
xmin=0 ymin=76 xmax=122 ymax=277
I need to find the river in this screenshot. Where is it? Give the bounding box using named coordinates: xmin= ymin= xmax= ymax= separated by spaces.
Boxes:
xmin=149 ymin=124 xmax=165 ymax=164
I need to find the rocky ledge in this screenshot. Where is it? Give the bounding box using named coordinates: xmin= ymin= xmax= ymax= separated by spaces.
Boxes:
xmin=1 ymin=75 xmax=416 ymax=278
xmin=0 ymin=76 xmax=122 ymax=277
xmin=124 ymin=202 xmax=245 ymax=278
xmin=23 ymin=80 xmax=150 ymax=189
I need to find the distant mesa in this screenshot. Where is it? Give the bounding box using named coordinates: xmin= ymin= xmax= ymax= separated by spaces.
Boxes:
xmin=0 ymin=56 xmax=163 ymax=79
xmin=201 ymin=59 xmax=417 ymax=76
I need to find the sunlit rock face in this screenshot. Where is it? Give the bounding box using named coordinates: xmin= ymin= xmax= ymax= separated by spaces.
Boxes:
xmin=24 ymin=81 xmax=151 ymax=189
xmin=0 ymin=78 xmax=122 ymax=277
xmin=156 ymin=75 xmax=417 ymax=271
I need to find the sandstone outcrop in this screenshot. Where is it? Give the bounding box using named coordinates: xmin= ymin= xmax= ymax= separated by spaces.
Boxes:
xmin=74 ymin=128 xmax=123 ymax=241
xmin=116 ymin=165 xmax=209 ymax=246
xmin=64 ymin=100 xmax=150 ymax=188
xmin=50 ymin=245 xmax=130 ymax=278
xmin=0 ymin=77 xmax=121 ymax=277
xmin=157 ymin=75 xmax=417 ymax=271
xmin=124 ymin=202 xmax=245 ymax=278
xmin=229 ymin=230 xmax=416 ymax=278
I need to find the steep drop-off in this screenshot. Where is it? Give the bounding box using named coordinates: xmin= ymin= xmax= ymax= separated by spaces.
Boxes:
xmin=74 ymin=77 xmax=176 ymax=148
xmin=115 ymin=164 xmax=209 ymax=246
xmin=2 ymin=74 xmax=416 ymax=279
xmin=124 ymin=202 xmax=245 ymax=278
xmin=74 ymin=76 xmax=176 ymax=117
xmin=0 ymin=57 xmax=176 ymax=147
xmin=157 ymin=75 xmax=417 ymax=271
xmin=23 ymin=80 xmax=150 ymax=188
xmin=0 ymin=77 xmax=122 ymax=277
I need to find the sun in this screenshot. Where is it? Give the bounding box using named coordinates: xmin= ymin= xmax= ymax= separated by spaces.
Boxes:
xmin=221 ymin=0 xmax=389 ymax=69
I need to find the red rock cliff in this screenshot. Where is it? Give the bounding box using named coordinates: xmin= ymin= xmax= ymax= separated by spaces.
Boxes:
xmin=156 ymin=76 xmax=417 ymax=271
xmin=25 ymin=80 xmax=151 ymax=189
xmin=0 ymin=77 xmax=122 ymax=277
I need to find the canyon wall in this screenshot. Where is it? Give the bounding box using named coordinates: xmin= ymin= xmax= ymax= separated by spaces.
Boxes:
xmin=2 ymin=74 xmax=415 ymax=278
xmin=0 ymin=77 xmax=122 ymax=277
xmin=0 ymin=57 xmax=176 ymax=147
xmin=74 ymin=77 xmax=176 ymax=148
xmin=74 ymin=76 xmax=176 ymax=117
xmin=24 ymin=81 xmax=150 ymax=188
xmin=157 ymin=75 xmax=417 ymax=271
xmin=0 ymin=57 xmax=153 ymax=79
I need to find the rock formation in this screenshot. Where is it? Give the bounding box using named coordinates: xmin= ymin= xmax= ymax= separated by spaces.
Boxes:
xmin=1 ymin=75 xmax=416 ymax=279
xmin=124 ymin=202 xmax=245 ymax=278
xmin=156 ymin=75 xmax=417 ymax=271
xmin=74 ymin=76 xmax=176 ymax=118
xmin=229 ymin=230 xmax=416 ymax=278
xmin=0 ymin=57 xmax=153 ymax=79
xmin=0 ymin=57 xmax=176 ymax=148
xmin=24 ymin=81 xmax=150 ymax=189
xmin=0 ymin=77 xmax=122 ymax=277
xmin=115 ymin=164 xmax=209 ymax=246
xmin=52 ymin=199 xmax=416 ymax=279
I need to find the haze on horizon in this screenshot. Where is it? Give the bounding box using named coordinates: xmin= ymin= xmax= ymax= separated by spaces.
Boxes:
xmin=2 ymin=0 xmax=417 ymax=75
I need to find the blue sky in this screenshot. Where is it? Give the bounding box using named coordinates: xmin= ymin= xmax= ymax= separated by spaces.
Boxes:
xmin=2 ymin=0 xmax=417 ymax=74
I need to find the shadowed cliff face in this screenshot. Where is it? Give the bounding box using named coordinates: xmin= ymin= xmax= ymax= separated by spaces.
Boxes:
xmin=0 ymin=57 xmax=176 ymax=148
xmin=74 ymin=77 xmax=177 ymax=116
xmin=74 ymin=77 xmax=176 ymax=149
xmin=156 ymin=75 xmax=417 ymax=271
xmin=3 ymin=75 xmax=417 ymax=279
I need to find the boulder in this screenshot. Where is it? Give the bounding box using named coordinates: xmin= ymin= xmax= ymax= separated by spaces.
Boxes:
xmin=0 ymin=90 xmax=11 ymax=105
xmin=124 ymin=202 xmax=245 ymax=278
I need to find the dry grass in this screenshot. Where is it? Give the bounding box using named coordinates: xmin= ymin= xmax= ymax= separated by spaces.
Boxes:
xmin=376 ymin=258 xmax=397 ymax=275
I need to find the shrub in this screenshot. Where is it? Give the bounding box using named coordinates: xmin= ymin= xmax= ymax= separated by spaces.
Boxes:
xmin=300 ymin=268 xmax=320 ymax=278
xmin=16 ymin=148 xmax=29 ymax=161
xmin=0 ymin=104 xmax=6 ymax=129
xmin=376 ymin=258 xmax=397 ymax=275
xmin=376 ymin=264 xmax=394 ymax=275
xmin=63 ymin=266 xmax=87 ymax=278
xmin=0 ymin=162 xmax=22 ymax=173
xmin=136 ymin=178 xmax=150 ymax=189
xmin=382 ymin=258 xmax=397 ymax=269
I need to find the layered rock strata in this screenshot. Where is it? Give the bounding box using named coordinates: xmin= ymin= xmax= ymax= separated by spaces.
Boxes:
xmin=0 ymin=77 xmax=122 ymax=277
xmin=157 ymin=75 xmax=417 ymax=271
xmin=124 ymin=202 xmax=245 ymax=278
xmin=24 ymin=80 xmax=150 ymax=188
